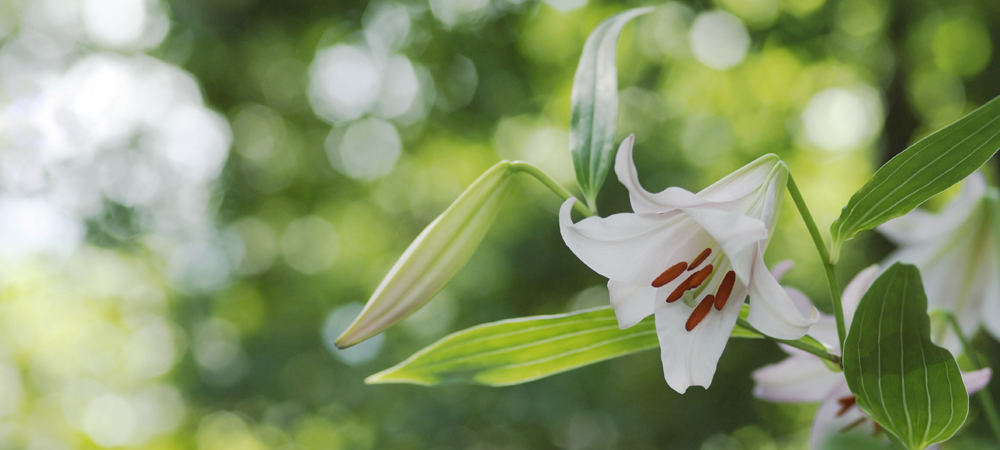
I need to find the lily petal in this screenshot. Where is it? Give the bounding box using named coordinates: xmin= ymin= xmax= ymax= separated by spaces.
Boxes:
xmin=810 ymin=381 xmax=873 ymax=450
xmin=746 ymin=252 xmax=819 ymax=340
xmin=559 ymin=199 xmax=699 ymax=284
xmin=613 ymin=135 xmax=783 ymax=214
xmin=878 ymin=172 xmax=986 ymax=245
xmin=681 ymin=207 xmax=768 ymax=285
xmin=841 ymin=265 xmax=880 ymax=325
xmin=752 ymin=353 xmax=843 ymax=403
xmin=962 ymin=367 xmax=992 ymax=394
xmin=614 ymin=135 xmax=713 ymax=214
xmin=653 ymin=283 xmax=747 ymax=393
xmin=607 ymin=280 xmax=656 ymax=329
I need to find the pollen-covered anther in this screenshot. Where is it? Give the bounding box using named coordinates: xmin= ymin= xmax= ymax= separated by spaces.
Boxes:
xmin=836 ymin=396 xmax=857 ymax=417
xmin=713 ymin=271 xmax=736 ymax=310
xmin=652 ymin=262 xmax=687 ymax=288
xmin=687 ymin=248 xmax=712 ymax=271
xmin=685 ymin=264 xmax=713 ymax=290
xmin=666 ymin=279 xmax=692 ymax=303
xmin=685 ymin=295 xmax=715 ymax=331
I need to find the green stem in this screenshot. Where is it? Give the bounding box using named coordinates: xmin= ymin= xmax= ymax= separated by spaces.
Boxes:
xmin=943 ymin=312 xmax=1000 ymax=443
xmin=737 ymin=318 xmax=841 ymax=366
xmin=787 ymin=175 xmax=847 ymax=352
xmin=510 ymin=161 xmax=595 ymax=217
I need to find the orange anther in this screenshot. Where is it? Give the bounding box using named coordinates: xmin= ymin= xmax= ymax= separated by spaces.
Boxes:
xmin=685 ymin=295 xmax=715 ymax=331
xmin=714 ymin=271 xmax=736 ymax=310
xmin=686 ymin=265 xmax=713 ymax=289
xmin=652 ymin=262 xmax=687 ymax=288
xmin=836 ymin=396 xmax=857 ymax=417
xmin=688 ymin=248 xmax=712 ymax=271
xmin=666 ymin=279 xmax=692 ymax=303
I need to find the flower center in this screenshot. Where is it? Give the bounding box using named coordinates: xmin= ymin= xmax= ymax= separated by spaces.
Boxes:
xmin=652 ymin=247 xmax=738 ymax=332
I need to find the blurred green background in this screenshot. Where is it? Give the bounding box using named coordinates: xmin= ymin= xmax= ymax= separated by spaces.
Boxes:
xmin=0 ymin=0 xmax=999 ymax=448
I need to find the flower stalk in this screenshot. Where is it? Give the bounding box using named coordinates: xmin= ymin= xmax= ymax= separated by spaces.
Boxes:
xmin=736 ymin=318 xmax=841 ymax=366
xmin=510 ymin=161 xmax=595 ymax=218
xmin=787 ymin=175 xmax=847 ymax=354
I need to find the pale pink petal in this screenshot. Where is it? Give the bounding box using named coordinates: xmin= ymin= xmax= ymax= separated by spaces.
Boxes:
xmin=810 ymin=380 xmax=877 ymax=450
xmin=770 ymin=260 xmax=795 ymax=281
xmin=963 ymin=368 xmax=992 ymax=394
xmin=841 ymin=265 xmax=880 ymax=327
xmin=752 ymin=354 xmax=843 ymax=403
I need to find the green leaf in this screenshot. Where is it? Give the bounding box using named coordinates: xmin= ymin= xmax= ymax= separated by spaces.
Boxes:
xmin=842 ymin=263 xmax=969 ymax=450
xmin=367 ymin=305 xmax=831 ymax=387
xmin=569 ymin=7 xmax=652 ymax=211
xmin=829 ymin=96 xmax=1000 ymax=262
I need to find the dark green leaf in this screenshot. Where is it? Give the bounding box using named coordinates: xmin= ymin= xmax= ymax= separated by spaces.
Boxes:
xmin=829 ymin=96 xmax=1000 ymax=261
xmin=843 ymin=263 xmax=969 ymax=450
xmin=569 ymin=7 xmax=652 ymax=210
xmin=367 ymin=305 xmax=830 ymax=387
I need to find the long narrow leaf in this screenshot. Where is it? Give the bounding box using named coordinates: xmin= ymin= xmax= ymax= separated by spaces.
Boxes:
xmin=829 ymin=96 xmax=1000 ymax=261
xmin=843 ymin=263 xmax=969 ymax=450
xmin=367 ymin=305 xmax=828 ymax=387
xmin=569 ymin=7 xmax=652 ymax=210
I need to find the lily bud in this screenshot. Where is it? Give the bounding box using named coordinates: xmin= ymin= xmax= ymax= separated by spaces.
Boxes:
xmin=335 ymin=162 xmax=518 ymax=348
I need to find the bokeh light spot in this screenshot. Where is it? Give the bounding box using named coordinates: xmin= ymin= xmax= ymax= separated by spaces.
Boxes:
xmin=689 ymin=11 xmax=750 ymax=70
xmin=801 ymin=86 xmax=883 ymax=152
xmin=281 ymin=215 xmax=339 ymax=275
xmin=83 ymin=394 xmax=137 ymax=447
xmin=327 ymin=117 xmax=402 ymax=181
xmin=308 ymin=45 xmax=381 ymax=123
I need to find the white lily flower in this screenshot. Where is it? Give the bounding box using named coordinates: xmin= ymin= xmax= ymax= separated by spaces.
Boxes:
xmin=752 ymin=264 xmax=993 ymax=449
xmin=877 ymin=172 xmax=1000 ymax=353
xmin=559 ymin=135 xmax=818 ymax=393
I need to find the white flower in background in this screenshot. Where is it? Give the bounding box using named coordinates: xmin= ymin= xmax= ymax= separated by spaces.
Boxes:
xmin=559 ymin=135 xmax=817 ymax=393
xmin=753 ymin=265 xmax=993 ymax=449
xmin=878 ymin=172 xmax=1000 ymax=352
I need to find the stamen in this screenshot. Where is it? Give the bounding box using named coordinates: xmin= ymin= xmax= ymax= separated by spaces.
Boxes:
xmin=685 ymin=295 xmax=715 ymax=331
xmin=685 ymin=265 xmax=713 ymax=289
xmin=652 ymin=262 xmax=687 ymax=288
xmin=714 ymin=271 xmax=736 ymax=310
xmin=687 ymin=248 xmax=712 ymax=271
xmin=836 ymin=396 xmax=857 ymax=417
xmin=666 ymin=279 xmax=692 ymax=303
xmin=840 ymin=417 xmax=867 ymax=433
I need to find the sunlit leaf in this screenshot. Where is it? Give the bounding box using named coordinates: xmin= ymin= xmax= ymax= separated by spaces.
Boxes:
xmin=569 ymin=7 xmax=653 ymax=211
xmin=843 ymin=263 xmax=969 ymax=450
xmin=367 ymin=305 xmax=829 ymax=387
xmin=829 ymin=96 xmax=1000 ymax=262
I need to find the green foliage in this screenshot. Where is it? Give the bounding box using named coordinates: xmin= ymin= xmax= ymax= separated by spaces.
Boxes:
xmin=829 ymin=96 xmax=1000 ymax=261
xmin=367 ymin=305 xmax=829 ymax=387
xmin=569 ymin=7 xmax=652 ymax=211
xmin=843 ymin=263 xmax=969 ymax=450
